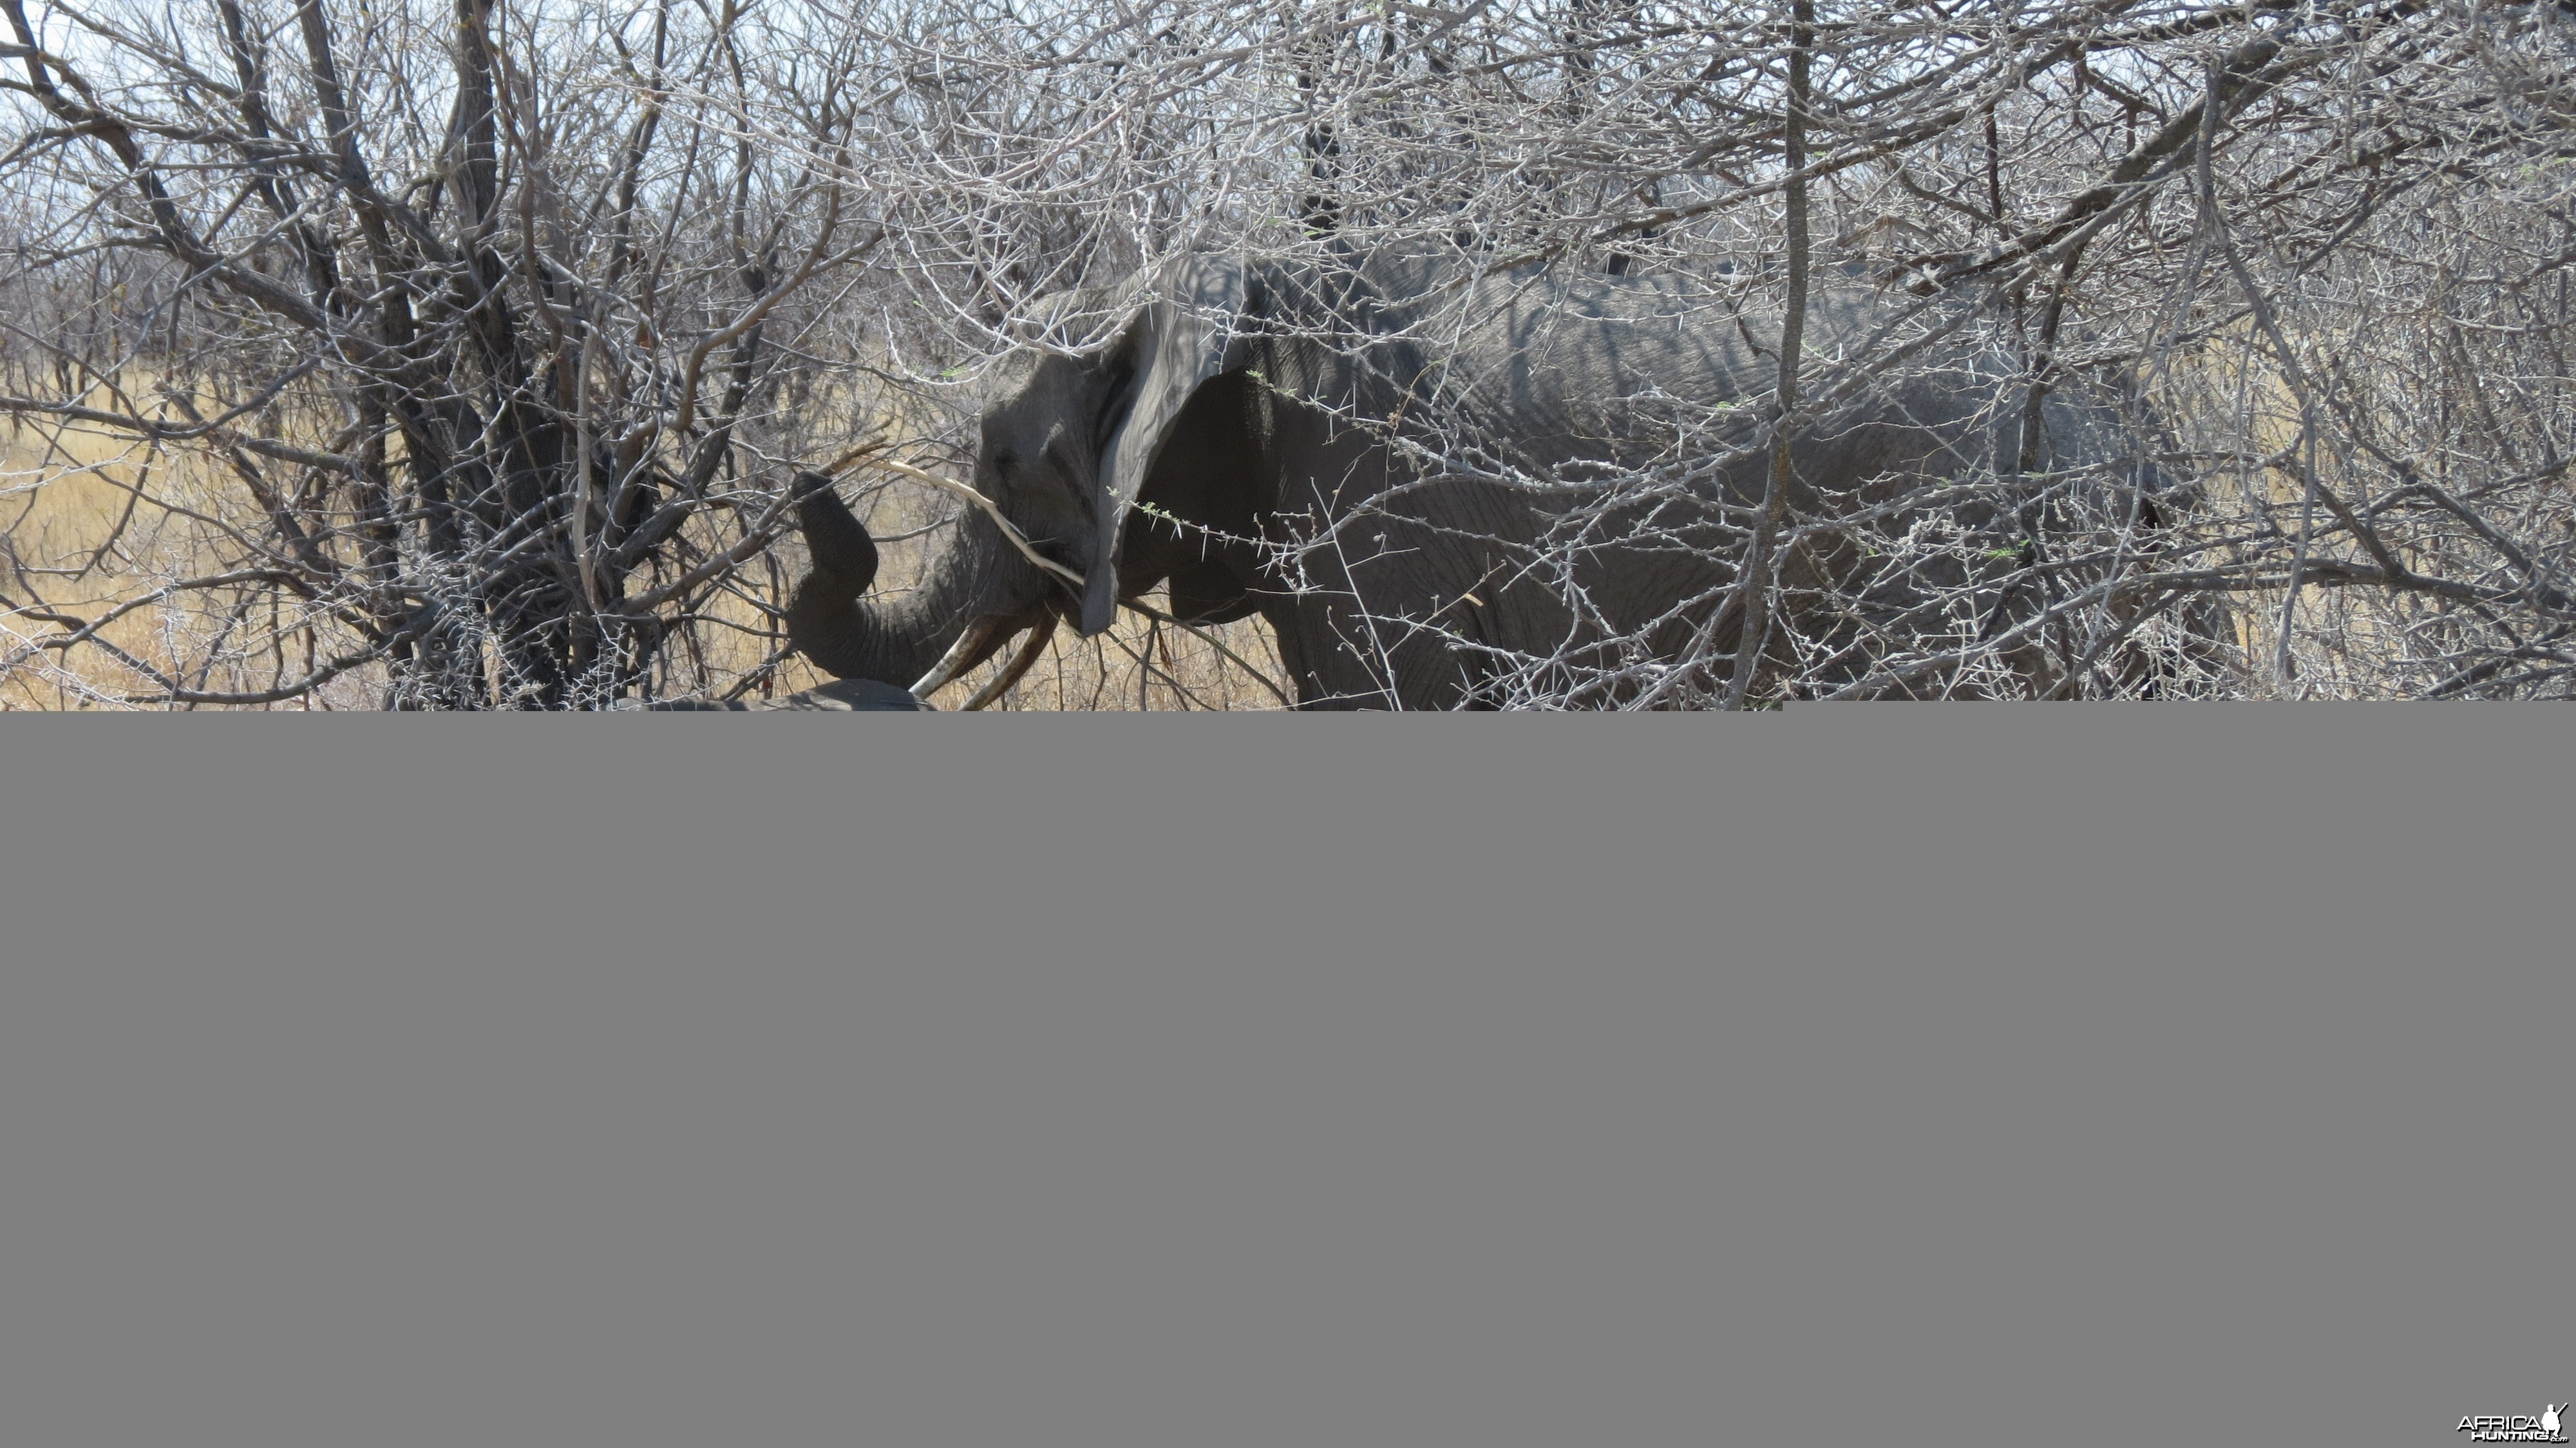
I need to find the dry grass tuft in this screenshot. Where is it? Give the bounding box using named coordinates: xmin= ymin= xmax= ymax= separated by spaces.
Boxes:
xmin=3 ymin=414 xmax=1286 ymax=710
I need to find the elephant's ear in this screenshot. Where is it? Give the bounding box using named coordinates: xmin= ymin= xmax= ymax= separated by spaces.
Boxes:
xmin=1077 ymin=254 xmax=1249 ymax=636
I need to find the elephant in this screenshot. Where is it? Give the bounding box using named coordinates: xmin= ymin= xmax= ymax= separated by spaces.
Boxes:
xmin=629 ymin=678 xmax=927 ymax=710
xmin=786 ymin=249 xmax=2184 ymax=708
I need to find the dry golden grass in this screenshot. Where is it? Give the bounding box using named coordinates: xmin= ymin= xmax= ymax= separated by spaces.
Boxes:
xmin=2 ymin=411 xmax=1288 ymax=710
xmin=2182 ymin=367 xmax=2445 ymax=699
xmin=1 ymin=417 xmax=326 ymax=709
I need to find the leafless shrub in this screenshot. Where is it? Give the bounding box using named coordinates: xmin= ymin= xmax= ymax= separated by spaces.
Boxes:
xmin=8 ymin=0 xmax=2574 ymax=705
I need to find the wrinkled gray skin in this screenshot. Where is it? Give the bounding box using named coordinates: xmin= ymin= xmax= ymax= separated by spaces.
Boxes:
xmin=633 ymin=677 xmax=926 ymax=710
xmin=789 ymin=252 xmax=2171 ymax=707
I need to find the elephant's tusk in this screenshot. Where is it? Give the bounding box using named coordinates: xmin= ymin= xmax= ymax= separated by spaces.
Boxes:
xmin=910 ymin=615 xmax=1003 ymax=700
xmin=858 ymin=457 xmax=1090 ymax=593
xmin=960 ymin=619 xmax=1059 ymax=710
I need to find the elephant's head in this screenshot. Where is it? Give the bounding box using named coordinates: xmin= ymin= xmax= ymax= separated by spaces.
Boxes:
xmin=787 ymin=256 xmax=1253 ymax=692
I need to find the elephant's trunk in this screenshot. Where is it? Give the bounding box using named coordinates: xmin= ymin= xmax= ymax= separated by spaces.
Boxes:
xmin=785 ymin=472 xmax=1044 ymax=689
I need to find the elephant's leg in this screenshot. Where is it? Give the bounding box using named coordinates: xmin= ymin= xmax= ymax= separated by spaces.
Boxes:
xmin=1253 ymin=555 xmax=1452 ymax=709
xmin=1257 ymin=589 xmax=1420 ymax=710
xmin=1255 ymin=597 xmax=1327 ymax=710
xmin=1273 ymin=591 xmax=1406 ymax=709
xmin=1292 ymin=530 xmax=1507 ymax=709
xmin=1261 ymin=428 xmax=1553 ymax=707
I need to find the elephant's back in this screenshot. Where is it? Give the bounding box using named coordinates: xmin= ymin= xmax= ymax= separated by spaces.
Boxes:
xmin=1403 ymin=271 xmax=1981 ymax=477
xmin=1331 ymin=256 xmax=2139 ymax=506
